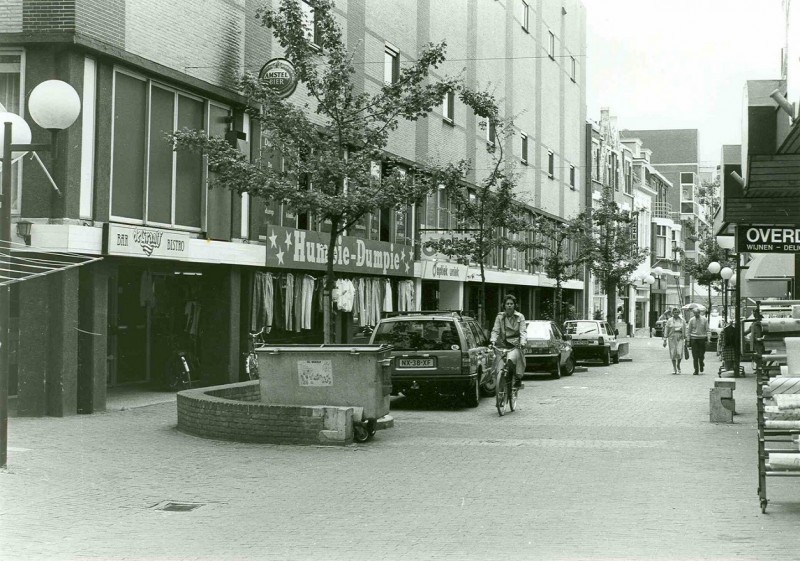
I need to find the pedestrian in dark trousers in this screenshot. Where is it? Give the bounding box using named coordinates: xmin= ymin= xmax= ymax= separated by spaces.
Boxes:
xmin=687 ymin=308 xmax=710 ymax=375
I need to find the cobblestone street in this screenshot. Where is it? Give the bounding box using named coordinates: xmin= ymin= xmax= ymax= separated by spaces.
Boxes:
xmin=2 ymin=337 xmax=799 ymax=561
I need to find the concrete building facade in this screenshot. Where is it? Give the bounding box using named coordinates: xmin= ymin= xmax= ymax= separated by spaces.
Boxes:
xmin=1 ymin=0 xmax=587 ymax=416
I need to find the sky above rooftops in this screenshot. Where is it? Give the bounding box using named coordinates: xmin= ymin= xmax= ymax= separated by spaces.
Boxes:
xmin=586 ymin=0 xmax=784 ymax=167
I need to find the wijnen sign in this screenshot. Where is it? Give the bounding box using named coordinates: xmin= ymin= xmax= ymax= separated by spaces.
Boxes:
xmin=737 ymin=226 xmax=800 ymax=253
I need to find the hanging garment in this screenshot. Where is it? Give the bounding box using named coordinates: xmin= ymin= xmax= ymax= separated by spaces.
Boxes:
xmin=383 ymin=279 xmax=393 ymax=313
xmin=273 ymin=274 xmax=285 ymax=331
xmin=285 ymin=273 xmax=295 ymax=332
xmin=250 ymin=272 xmax=274 ymax=333
xmin=294 ymin=273 xmax=303 ymax=332
xmin=301 ymin=275 xmax=315 ymax=329
xmin=185 ymin=301 xmax=201 ymax=336
xmin=397 ymin=280 xmax=414 ymax=312
xmin=355 ymin=278 xmax=367 ymax=326
xmin=335 ymin=278 xmax=355 ymax=312
xmin=139 ymin=270 xmax=155 ymax=308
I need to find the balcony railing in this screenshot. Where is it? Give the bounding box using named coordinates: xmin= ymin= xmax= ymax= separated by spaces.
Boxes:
xmin=652 ymin=201 xmax=673 ymax=219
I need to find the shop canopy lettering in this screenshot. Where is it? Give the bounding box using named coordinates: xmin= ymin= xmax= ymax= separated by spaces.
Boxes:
xmin=266 ymin=226 xmax=412 ymax=276
xmin=737 ymin=226 xmax=800 ymax=253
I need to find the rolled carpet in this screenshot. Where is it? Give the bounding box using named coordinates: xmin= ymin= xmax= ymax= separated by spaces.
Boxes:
xmin=774 ymin=394 xmax=800 ymax=410
xmin=764 ymin=420 xmax=800 ymax=429
xmin=764 ymin=377 xmax=800 ymax=396
xmin=767 ymin=453 xmax=800 ymax=470
xmin=764 ymin=406 xmax=800 ymax=420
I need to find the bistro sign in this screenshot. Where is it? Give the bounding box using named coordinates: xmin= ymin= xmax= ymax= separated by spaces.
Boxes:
xmin=266 ymin=226 xmax=413 ymax=277
xmin=737 ymin=225 xmax=800 ymax=253
xmin=258 ymin=58 xmax=298 ymax=99
xmin=104 ymin=224 xmax=190 ymax=260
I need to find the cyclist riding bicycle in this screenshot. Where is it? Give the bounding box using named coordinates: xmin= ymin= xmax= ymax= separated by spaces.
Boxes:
xmin=490 ymin=294 xmax=527 ymax=389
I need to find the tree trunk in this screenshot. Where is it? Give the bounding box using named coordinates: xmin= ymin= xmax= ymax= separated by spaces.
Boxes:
xmin=479 ymin=259 xmax=486 ymax=328
xmin=707 ymin=285 xmax=712 ymax=312
xmin=323 ymin=221 xmax=340 ymax=344
xmin=554 ymin=280 xmax=563 ymax=328
xmin=605 ymin=278 xmax=617 ymax=327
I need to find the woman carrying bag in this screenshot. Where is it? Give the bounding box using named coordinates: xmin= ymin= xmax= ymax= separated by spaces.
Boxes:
xmin=663 ymin=307 xmax=688 ymax=375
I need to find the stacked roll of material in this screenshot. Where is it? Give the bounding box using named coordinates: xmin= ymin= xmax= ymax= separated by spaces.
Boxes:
xmin=764 ymin=405 xmax=800 ymax=420
xmin=786 ymin=337 xmax=800 ymax=373
xmin=763 ymin=318 xmax=800 ymax=333
xmin=763 ymin=377 xmax=800 ymax=397
xmin=765 ymin=420 xmax=800 ymax=429
xmin=767 ymin=453 xmax=800 ymax=470
xmin=774 ymin=394 xmax=800 ymax=410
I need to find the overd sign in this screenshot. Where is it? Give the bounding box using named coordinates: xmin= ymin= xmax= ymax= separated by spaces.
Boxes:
xmin=259 ymin=58 xmax=298 ymax=99
xmin=737 ymin=225 xmax=800 ymax=253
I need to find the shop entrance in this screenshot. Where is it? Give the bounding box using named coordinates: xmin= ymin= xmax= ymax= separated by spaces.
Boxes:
xmin=108 ymin=265 xmax=205 ymax=387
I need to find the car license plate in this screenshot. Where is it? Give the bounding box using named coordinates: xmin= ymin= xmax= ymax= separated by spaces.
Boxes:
xmin=572 ymin=340 xmax=587 ymax=345
xmin=398 ymin=358 xmax=435 ymax=368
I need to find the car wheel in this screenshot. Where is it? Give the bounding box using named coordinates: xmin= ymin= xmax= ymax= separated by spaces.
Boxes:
xmin=611 ymin=352 xmax=620 ymax=364
xmin=602 ymin=348 xmax=611 ymax=366
xmin=464 ymin=379 xmax=480 ymax=408
xmin=563 ymin=356 xmax=575 ymax=376
xmin=551 ymin=359 xmax=561 ymax=380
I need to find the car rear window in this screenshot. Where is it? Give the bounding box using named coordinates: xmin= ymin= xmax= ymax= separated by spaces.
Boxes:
xmin=565 ymin=322 xmax=600 ymax=335
xmin=525 ymin=322 xmax=551 ymax=338
xmin=373 ymin=319 xmax=459 ymax=351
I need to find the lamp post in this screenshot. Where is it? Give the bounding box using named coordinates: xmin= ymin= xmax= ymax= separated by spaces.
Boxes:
xmin=0 ymin=80 xmax=80 ymax=468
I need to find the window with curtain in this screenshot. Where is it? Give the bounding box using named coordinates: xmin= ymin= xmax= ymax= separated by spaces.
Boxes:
xmin=0 ymin=52 xmax=23 ymax=213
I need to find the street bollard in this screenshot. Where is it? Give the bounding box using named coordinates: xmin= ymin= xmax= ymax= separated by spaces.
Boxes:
xmin=710 ymin=386 xmax=735 ymax=423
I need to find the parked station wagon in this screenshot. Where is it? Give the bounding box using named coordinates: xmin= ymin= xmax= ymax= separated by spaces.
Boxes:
xmin=563 ymin=319 xmax=629 ymax=365
xmin=369 ymin=311 xmax=494 ymax=407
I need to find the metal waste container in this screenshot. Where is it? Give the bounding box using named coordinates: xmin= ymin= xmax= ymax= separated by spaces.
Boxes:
xmin=257 ymin=344 xmax=393 ymax=441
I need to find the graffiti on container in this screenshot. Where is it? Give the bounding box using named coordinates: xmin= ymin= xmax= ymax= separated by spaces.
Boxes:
xmin=297 ymin=360 xmax=333 ymax=386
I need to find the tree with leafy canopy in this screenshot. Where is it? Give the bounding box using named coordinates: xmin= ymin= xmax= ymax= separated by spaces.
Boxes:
xmin=169 ymin=0 xmax=493 ymax=342
xmin=421 ymin=114 xmax=527 ymax=327
xmin=520 ymin=215 xmax=584 ymax=328
xmin=574 ymin=184 xmax=648 ymax=326
xmin=684 ymin=233 xmax=735 ymax=310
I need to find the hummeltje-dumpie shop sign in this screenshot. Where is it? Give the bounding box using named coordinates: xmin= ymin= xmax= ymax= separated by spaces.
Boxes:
xmin=265 ymin=226 xmax=413 ymax=277
xmin=737 ymin=225 xmax=800 ymax=253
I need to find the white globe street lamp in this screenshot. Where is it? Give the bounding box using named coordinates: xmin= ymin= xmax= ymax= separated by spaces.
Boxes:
xmin=707 ymin=261 xmax=721 ymax=275
xmin=0 ymin=79 xmax=81 ymax=468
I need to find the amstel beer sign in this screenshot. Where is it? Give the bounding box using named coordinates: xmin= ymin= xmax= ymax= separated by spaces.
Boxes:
xmin=259 ymin=58 xmax=298 ymax=99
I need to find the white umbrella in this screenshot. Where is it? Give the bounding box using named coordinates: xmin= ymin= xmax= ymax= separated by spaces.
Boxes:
xmin=683 ymin=303 xmax=707 ymax=312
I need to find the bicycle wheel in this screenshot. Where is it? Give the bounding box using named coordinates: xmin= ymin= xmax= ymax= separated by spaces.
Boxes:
xmin=508 ymin=376 xmax=517 ymax=412
xmin=164 ymin=355 xmax=183 ymax=391
xmin=495 ymin=370 xmax=507 ymax=416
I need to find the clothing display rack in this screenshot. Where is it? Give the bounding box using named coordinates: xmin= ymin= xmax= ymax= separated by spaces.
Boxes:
xmin=753 ymin=300 xmax=800 ymax=513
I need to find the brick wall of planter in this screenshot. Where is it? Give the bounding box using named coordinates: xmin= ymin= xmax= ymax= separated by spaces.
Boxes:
xmin=177 ymin=381 xmax=355 ymax=445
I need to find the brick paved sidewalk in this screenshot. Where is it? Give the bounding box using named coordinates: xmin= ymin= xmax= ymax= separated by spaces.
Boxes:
xmin=2 ymin=337 xmax=799 ymax=561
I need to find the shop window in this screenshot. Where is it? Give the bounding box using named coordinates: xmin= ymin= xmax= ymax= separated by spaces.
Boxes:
xmin=111 ymin=72 xmax=147 ymax=221
xmin=0 ymin=51 xmax=23 ymax=213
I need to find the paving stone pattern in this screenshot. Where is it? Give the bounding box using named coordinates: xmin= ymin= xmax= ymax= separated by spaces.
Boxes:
xmin=2 ymin=337 xmax=799 ymax=560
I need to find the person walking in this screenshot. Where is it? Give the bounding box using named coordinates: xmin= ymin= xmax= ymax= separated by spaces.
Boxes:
xmin=663 ymin=307 xmax=687 ymax=374
xmin=687 ymin=307 xmax=711 ymax=375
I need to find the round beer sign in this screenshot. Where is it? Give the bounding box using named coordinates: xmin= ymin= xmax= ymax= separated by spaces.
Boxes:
xmin=259 ymin=58 xmax=298 ymax=99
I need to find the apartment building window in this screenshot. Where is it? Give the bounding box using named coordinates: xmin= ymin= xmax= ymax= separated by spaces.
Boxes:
xmin=521 ymin=133 xmax=528 ymax=165
xmin=624 ymin=160 xmax=632 ymax=194
xmin=570 ymin=56 xmax=576 ymax=82
xmin=655 ymin=225 xmax=667 ymax=258
xmin=569 ymin=165 xmax=575 ymax=189
xmin=111 ymin=69 xmax=231 ymax=231
xmin=680 ymin=172 xmax=694 ymax=201
xmin=443 ymin=91 xmax=454 ymax=124
xmin=548 ymin=151 xmax=554 ymax=178
xmin=593 ymin=145 xmax=600 ymax=180
xmin=520 ymin=0 xmax=529 ymax=32
xmin=0 ymin=51 xmax=23 ymax=213
xmin=300 ymin=1 xmax=321 ymax=45
xmin=548 ymin=31 xmax=555 ymax=59
xmin=487 ymin=120 xmax=496 ymax=145
xmin=384 ymin=43 xmax=400 ymax=84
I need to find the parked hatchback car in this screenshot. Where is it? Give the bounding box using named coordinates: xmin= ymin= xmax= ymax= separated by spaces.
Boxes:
xmin=563 ymin=319 xmax=629 ymax=365
xmin=523 ymin=320 xmax=575 ymax=379
xmin=369 ymin=311 xmax=493 ymax=407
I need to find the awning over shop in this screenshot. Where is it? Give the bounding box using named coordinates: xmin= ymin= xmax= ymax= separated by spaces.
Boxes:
xmin=0 ymin=241 xmax=102 ymax=287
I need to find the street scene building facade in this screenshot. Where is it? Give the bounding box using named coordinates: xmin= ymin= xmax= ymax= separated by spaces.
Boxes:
xmin=0 ymin=0 xmax=588 ymax=416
